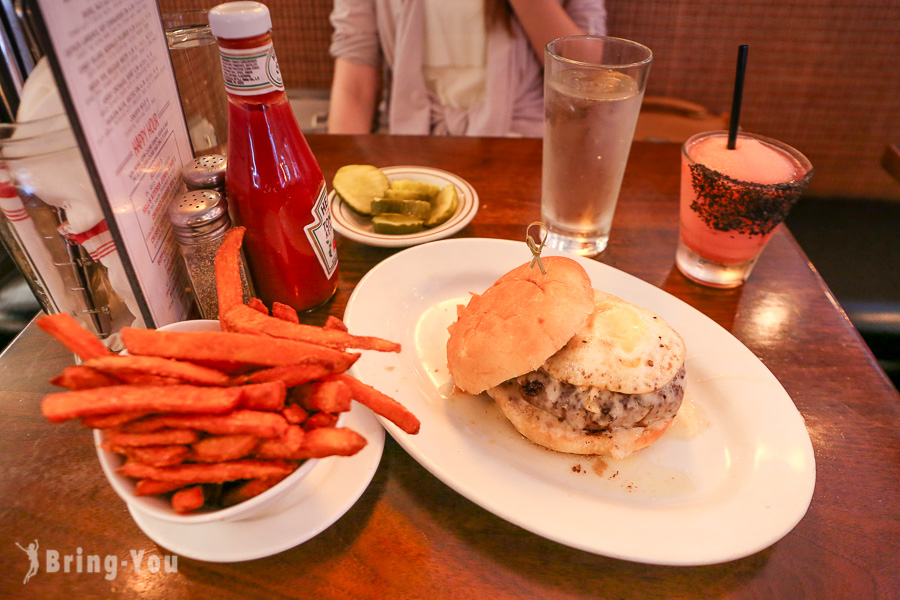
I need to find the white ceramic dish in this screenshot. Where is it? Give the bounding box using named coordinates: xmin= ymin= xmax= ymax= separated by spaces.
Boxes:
xmin=96 ymin=319 xmax=328 ymax=524
xmin=128 ymin=406 xmax=385 ymax=562
xmin=329 ymin=165 xmax=479 ymax=247
xmin=342 ymin=238 xmax=816 ymax=566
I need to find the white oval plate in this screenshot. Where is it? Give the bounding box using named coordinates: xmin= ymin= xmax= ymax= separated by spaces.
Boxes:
xmin=343 ymin=238 xmax=816 ymax=566
xmin=127 ymin=407 xmax=384 ymax=563
xmin=329 ymin=165 xmax=479 ymax=247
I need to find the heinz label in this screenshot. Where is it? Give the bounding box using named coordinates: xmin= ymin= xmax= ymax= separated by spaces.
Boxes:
xmin=218 ymin=43 xmax=284 ymax=96
xmin=304 ymin=185 xmax=338 ymax=279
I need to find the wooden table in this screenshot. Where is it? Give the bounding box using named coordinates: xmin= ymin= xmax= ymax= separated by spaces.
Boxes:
xmin=1 ymin=136 xmax=897 ymax=599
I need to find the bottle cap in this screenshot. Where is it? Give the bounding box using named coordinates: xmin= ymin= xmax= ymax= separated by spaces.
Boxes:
xmin=209 ymin=2 xmax=272 ymax=39
xmin=182 ymin=155 xmax=227 ymax=190
xmin=168 ymin=190 xmax=231 ymax=244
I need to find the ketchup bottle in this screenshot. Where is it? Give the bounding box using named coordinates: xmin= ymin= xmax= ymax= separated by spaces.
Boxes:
xmin=208 ymin=2 xmax=337 ymax=312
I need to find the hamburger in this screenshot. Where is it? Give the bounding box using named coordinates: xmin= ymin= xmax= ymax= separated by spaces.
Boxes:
xmin=446 ymin=256 xmax=686 ymax=459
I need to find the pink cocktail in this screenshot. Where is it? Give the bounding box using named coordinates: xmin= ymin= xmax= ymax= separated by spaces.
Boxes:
xmin=676 ymin=131 xmax=813 ymax=288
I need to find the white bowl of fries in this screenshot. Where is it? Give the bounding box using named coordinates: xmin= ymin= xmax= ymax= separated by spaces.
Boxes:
xmin=38 ymin=226 xmax=419 ymax=525
xmin=95 ymin=318 xmax=348 ymax=524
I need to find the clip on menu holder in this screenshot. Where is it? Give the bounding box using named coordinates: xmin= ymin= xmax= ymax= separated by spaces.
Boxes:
xmin=3 ymin=0 xmax=196 ymax=350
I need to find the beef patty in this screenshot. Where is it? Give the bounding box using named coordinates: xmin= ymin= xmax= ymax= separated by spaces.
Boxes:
xmin=489 ymin=366 xmax=686 ymax=433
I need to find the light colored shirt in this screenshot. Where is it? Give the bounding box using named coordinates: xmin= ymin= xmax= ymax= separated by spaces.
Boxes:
xmin=422 ymin=0 xmax=487 ymax=110
xmin=330 ymin=0 xmax=607 ymax=137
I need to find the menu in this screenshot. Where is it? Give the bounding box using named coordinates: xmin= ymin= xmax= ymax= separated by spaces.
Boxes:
xmin=29 ymin=0 xmax=193 ymax=327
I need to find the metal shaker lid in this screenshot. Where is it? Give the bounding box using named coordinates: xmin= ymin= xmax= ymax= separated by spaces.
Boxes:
xmin=181 ymin=154 xmax=227 ymax=189
xmin=168 ymin=190 xmax=231 ymax=243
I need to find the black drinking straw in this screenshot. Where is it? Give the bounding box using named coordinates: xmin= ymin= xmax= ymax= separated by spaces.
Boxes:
xmin=727 ymin=45 xmax=749 ymax=150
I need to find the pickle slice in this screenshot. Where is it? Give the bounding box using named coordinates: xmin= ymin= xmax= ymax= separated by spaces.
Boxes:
xmin=390 ymin=180 xmax=441 ymax=199
xmin=425 ymin=184 xmax=459 ymax=227
xmin=333 ymin=165 xmax=390 ymax=215
xmin=371 ymin=198 xmax=432 ymax=219
xmin=372 ymin=213 xmax=425 ymax=234
xmin=382 ymin=188 xmax=435 ymax=202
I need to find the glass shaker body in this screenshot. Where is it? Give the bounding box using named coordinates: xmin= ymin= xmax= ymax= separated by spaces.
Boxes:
xmin=168 ymin=189 xmax=249 ymax=318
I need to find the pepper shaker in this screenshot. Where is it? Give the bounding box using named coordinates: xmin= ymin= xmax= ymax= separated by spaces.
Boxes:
xmin=167 ymin=189 xmax=249 ymax=319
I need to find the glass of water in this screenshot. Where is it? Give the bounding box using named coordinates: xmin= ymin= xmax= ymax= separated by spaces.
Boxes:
xmin=541 ymin=36 xmax=652 ymax=256
xmin=163 ymin=10 xmax=229 ymax=157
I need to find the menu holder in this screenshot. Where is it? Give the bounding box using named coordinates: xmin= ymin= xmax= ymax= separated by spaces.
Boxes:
xmin=16 ymin=0 xmax=195 ymax=335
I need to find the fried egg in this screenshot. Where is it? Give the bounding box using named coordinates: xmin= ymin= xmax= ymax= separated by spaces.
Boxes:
xmin=542 ymin=290 xmax=686 ymax=394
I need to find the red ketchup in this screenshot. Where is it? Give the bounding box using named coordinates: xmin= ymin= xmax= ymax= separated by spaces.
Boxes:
xmin=209 ymin=2 xmax=337 ymax=312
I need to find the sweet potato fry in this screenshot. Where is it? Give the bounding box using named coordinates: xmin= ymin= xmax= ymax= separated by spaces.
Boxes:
xmin=134 ymin=479 xmax=186 ymax=496
xmin=247 ymin=297 xmax=268 ymax=315
xmin=292 ymin=427 xmax=367 ymax=458
xmin=281 ymin=404 xmax=309 ymax=425
xmin=298 ymin=380 xmax=352 ymax=413
xmin=36 ymin=313 xmax=112 ymax=360
xmin=271 ymin=302 xmax=299 ymax=323
xmin=171 ymin=486 xmax=205 ymax=513
xmin=118 ymin=459 xmax=295 ymax=484
xmin=221 ymin=304 xmax=401 ymax=353
xmin=235 ymin=361 xmax=341 ymax=388
xmin=81 ymin=411 xmax=149 ymax=429
xmin=84 ymin=355 xmax=230 ymax=387
xmin=122 ymin=445 xmax=189 ymax=467
xmin=237 ymin=381 xmax=286 ymax=411
xmin=301 ymin=412 xmax=339 ymax=431
xmin=323 ymin=315 xmax=349 ymax=332
xmin=189 ymin=434 xmax=259 ymax=463
xmin=220 ymin=475 xmax=287 ymax=507
xmin=188 ymin=359 xmax=252 ymax=376
xmin=107 ymin=428 xmax=200 ymax=447
xmin=41 ymin=385 xmax=242 ymax=423
xmin=121 ymin=328 xmax=358 ymax=368
xmin=330 ymin=374 xmax=420 ymax=434
xmin=51 ymin=366 xmax=122 ymax=390
xmin=123 ymin=410 xmax=289 ymax=439
xmin=116 ymin=374 xmax=184 ymax=386
xmin=215 ymin=226 xmax=246 ymax=317
xmin=253 ymin=425 xmax=304 ymax=459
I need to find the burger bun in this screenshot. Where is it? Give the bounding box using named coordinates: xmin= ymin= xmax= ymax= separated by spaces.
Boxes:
xmin=492 ymin=389 xmax=675 ymax=459
xmin=446 ymin=257 xmax=594 ymax=394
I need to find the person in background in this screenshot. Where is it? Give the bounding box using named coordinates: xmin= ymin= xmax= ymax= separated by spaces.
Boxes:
xmin=328 ymin=0 xmax=607 ymax=137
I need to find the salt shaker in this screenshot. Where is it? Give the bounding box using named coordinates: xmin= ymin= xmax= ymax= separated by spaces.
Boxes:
xmin=167 ymin=189 xmax=249 ymax=319
xmin=181 ymin=154 xmax=227 ymax=194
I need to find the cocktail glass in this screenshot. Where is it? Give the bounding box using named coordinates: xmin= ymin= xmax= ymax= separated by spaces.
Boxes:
xmin=675 ymin=130 xmax=813 ymax=288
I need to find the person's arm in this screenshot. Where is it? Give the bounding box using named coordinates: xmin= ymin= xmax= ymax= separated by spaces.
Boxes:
xmin=507 ymin=0 xmax=587 ymax=65
xmin=327 ymin=57 xmax=379 ymax=134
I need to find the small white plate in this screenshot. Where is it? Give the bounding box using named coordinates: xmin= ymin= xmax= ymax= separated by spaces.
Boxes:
xmin=329 ymin=165 xmax=479 ymax=247
xmin=343 ymin=238 xmax=816 ymax=566
xmin=128 ymin=407 xmax=385 ymax=562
